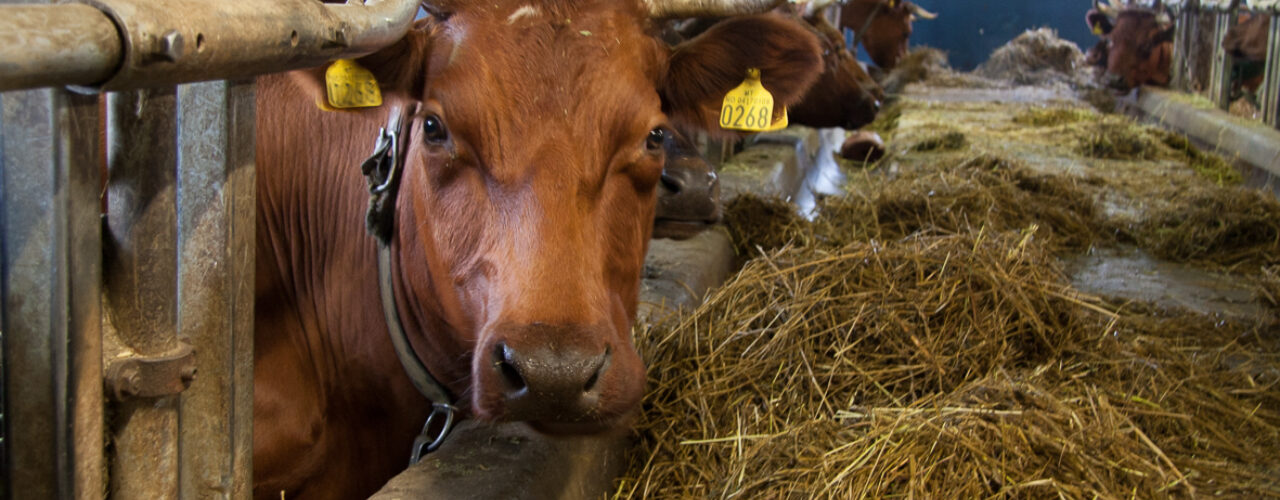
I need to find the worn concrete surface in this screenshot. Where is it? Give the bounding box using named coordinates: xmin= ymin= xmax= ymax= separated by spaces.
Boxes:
xmin=368 ymin=130 xmax=826 ymax=499
xmin=894 ymin=85 xmax=1272 ymax=321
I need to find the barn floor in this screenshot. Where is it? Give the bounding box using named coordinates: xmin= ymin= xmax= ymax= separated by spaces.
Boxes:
xmin=616 ymin=81 xmax=1280 ymax=498
xmin=862 ymin=83 xmax=1271 ymax=319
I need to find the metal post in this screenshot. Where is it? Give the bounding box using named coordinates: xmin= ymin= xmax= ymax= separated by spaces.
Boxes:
xmin=1209 ymin=7 xmax=1239 ymax=109
xmin=1171 ymin=5 xmax=1193 ymax=91
xmin=0 ymin=88 xmax=105 ymax=499
xmin=1262 ymin=9 xmax=1280 ymax=128
xmin=102 ymin=87 xmax=182 ymax=499
xmin=175 ymin=79 xmax=255 ymax=500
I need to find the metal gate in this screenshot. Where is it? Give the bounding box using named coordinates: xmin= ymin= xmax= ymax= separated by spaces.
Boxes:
xmin=0 ymin=0 xmax=418 ymax=497
xmin=1165 ymin=0 xmax=1280 ymax=127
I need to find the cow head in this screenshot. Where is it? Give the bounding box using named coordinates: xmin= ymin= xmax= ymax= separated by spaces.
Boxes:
xmin=840 ymin=0 xmax=937 ymax=70
xmin=654 ymin=129 xmax=721 ymax=240
xmin=1088 ymin=0 xmax=1174 ymax=90
xmin=789 ymin=9 xmax=884 ymax=130
xmin=302 ymin=0 xmax=822 ymax=433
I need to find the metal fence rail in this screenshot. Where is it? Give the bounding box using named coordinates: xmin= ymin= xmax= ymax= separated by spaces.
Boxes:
xmin=0 ymin=0 xmax=419 ymax=498
xmin=1165 ymin=0 xmax=1280 ymax=128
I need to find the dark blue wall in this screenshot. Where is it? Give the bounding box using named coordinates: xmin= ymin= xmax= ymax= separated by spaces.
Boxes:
xmin=903 ymin=0 xmax=1098 ymax=70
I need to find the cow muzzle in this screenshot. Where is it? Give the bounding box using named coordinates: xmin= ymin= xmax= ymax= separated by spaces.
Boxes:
xmin=473 ymin=323 xmax=645 ymax=433
xmin=654 ymin=167 xmax=722 ymax=240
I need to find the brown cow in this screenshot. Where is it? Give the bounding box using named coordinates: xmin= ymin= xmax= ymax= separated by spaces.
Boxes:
xmin=252 ymin=1 xmax=824 ymax=498
xmin=1085 ymin=0 xmax=1174 ymax=90
xmin=1223 ymin=12 xmax=1271 ymax=94
xmin=654 ymin=128 xmax=722 ymax=239
xmin=790 ymin=9 xmax=884 ymax=130
xmin=839 ymin=0 xmax=938 ymax=70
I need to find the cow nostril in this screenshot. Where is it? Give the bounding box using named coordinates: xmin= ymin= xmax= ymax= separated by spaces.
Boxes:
xmin=659 ymin=171 xmax=683 ymax=194
xmin=494 ymin=343 xmax=526 ymax=392
xmin=582 ymin=346 xmax=611 ymax=392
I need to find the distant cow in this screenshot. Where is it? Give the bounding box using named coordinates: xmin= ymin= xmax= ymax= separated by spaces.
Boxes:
xmin=1223 ymin=12 xmax=1271 ymax=94
xmin=791 ymin=9 xmax=885 ymax=130
xmin=252 ymin=0 xmax=825 ymax=497
xmin=654 ymin=129 xmax=721 ymax=239
xmin=1085 ymin=0 xmax=1174 ymax=90
xmin=839 ymin=0 xmax=938 ymax=70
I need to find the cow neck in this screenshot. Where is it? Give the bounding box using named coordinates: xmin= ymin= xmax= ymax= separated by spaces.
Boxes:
xmin=359 ymin=103 xmax=458 ymax=462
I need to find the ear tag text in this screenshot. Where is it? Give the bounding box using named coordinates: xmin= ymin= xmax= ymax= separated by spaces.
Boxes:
xmin=325 ymin=59 xmax=383 ymax=109
xmin=720 ymin=68 xmax=784 ymax=132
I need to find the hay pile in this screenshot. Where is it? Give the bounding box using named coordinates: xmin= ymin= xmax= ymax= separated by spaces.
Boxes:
xmin=619 ymin=138 xmax=1280 ymax=497
xmin=976 ymin=28 xmax=1092 ymax=88
xmin=618 ymin=228 xmax=1280 ymax=498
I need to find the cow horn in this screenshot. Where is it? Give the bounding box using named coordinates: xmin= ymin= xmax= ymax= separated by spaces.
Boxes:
xmin=906 ymin=2 xmax=937 ymax=20
xmin=644 ymin=0 xmax=786 ymax=18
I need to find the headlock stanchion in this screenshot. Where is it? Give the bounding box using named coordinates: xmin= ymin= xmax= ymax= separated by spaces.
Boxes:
xmin=0 ymin=0 xmax=420 ymax=498
xmin=1162 ymin=0 xmax=1280 ymax=127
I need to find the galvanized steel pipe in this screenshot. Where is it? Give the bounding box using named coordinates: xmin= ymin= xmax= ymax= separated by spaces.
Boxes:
xmin=0 ymin=0 xmax=421 ymax=92
xmin=0 ymin=4 xmax=122 ymax=91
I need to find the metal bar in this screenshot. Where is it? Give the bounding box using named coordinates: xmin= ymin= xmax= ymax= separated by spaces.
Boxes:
xmin=175 ymin=79 xmax=256 ymax=500
xmin=1 ymin=88 xmax=105 ymax=499
xmin=1209 ymin=8 xmax=1239 ymax=109
xmin=102 ymin=87 xmax=181 ymax=499
xmin=1171 ymin=6 xmax=1194 ymax=91
xmin=0 ymin=5 xmax=122 ymax=92
xmin=1262 ymin=9 xmax=1280 ymax=127
xmin=0 ymin=0 xmax=421 ymax=92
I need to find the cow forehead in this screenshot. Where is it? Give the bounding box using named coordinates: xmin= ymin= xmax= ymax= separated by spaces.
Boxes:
xmin=429 ymin=1 xmax=666 ymax=164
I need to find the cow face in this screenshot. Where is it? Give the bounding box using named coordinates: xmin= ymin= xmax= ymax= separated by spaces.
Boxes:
xmin=790 ymin=10 xmax=884 ymax=130
xmin=1090 ymin=6 xmax=1174 ymax=90
xmin=334 ymin=1 xmax=822 ymax=433
xmin=1224 ymin=13 xmax=1270 ymax=61
xmin=653 ymin=129 xmax=721 ymax=240
xmin=840 ymin=0 xmax=937 ymax=70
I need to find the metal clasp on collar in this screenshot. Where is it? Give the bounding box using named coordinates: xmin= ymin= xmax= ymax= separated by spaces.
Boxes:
xmin=410 ymin=403 xmax=457 ymax=464
xmin=361 ymin=123 xmax=401 ymax=195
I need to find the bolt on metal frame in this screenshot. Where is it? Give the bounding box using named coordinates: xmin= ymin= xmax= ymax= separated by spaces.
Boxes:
xmin=0 ymin=0 xmax=421 ymax=498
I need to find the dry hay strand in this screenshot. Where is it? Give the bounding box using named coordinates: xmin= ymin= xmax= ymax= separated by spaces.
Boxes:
xmin=1260 ymin=264 xmax=1280 ymax=308
xmin=1133 ymin=184 xmax=1280 ymax=268
xmin=1011 ymin=107 xmax=1098 ymax=127
xmin=722 ymin=194 xmax=810 ymax=256
xmin=863 ymin=100 xmax=903 ymax=137
xmin=815 ymin=155 xmax=1106 ymax=254
xmin=615 ymin=230 xmax=1280 ymax=499
xmin=909 ymin=131 xmax=968 ymax=152
xmin=1158 ymin=132 xmax=1245 ymax=186
xmin=975 ymin=28 xmax=1091 ymax=88
xmin=881 ymin=48 xmax=953 ymax=93
xmin=1077 ymin=120 xmax=1162 ymax=160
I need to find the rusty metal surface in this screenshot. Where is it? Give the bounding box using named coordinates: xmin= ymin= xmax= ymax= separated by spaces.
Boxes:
xmin=104 ymin=343 xmax=196 ymax=401
xmin=0 ymin=0 xmax=421 ymax=92
xmin=0 ymin=4 xmax=121 ymax=91
xmin=1209 ymin=10 xmax=1238 ymax=109
xmin=103 ymin=87 xmax=181 ymax=499
xmin=175 ymin=79 xmax=256 ymax=500
xmin=1263 ymin=14 xmax=1280 ymax=127
xmin=1 ymin=87 xmax=105 ymax=499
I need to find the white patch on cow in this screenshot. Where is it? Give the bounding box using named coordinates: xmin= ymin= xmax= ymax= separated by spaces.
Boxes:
xmin=506 ymin=5 xmax=540 ymax=24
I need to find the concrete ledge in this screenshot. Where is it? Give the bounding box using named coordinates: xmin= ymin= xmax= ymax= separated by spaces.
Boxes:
xmin=368 ymin=421 xmax=627 ymax=500
xmin=638 ymin=228 xmax=736 ymax=323
xmin=1134 ymin=87 xmax=1280 ymax=176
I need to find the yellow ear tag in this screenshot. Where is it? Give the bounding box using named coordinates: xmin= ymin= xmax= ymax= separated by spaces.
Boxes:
xmin=1092 ymin=24 xmax=1104 ymax=35
xmin=719 ymin=68 xmax=778 ymax=132
xmin=761 ymin=107 xmax=789 ymax=132
xmin=324 ymin=59 xmax=383 ymax=110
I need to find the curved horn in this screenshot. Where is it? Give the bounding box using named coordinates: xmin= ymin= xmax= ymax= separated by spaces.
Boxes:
xmin=645 ymin=0 xmax=785 ymax=18
xmin=907 ymin=2 xmax=938 ymax=20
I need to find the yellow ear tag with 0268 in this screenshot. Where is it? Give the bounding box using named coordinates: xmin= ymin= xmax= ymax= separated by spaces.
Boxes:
xmin=1091 ymin=23 xmax=1104 ymax=35
xmin=719 ymin=68 xmax=787 ymax=132
xmin=325 ymin=59 xmax=383 ymax=109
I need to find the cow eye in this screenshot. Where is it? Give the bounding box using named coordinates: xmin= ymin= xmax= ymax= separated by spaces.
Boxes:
xmin=645 ymin=128 xmax=666 ymax=152
xmin=422 ymin=115 xmax=448 ymax=143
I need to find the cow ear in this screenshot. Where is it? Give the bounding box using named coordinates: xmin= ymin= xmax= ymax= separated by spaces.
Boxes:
xmin=1086 ymin=10 xmax=1113 ymax=36
xmin=661 ymin=14 xmax=823 ymax=134
xmin=290 ymin=19 xmax=437 ymax=113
